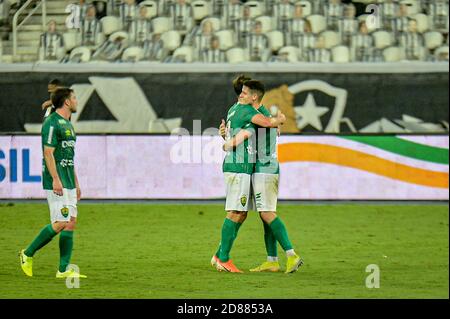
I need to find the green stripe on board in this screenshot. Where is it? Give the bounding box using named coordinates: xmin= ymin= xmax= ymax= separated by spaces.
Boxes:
xmin=340 ymin=136 xmax=449 ymax=165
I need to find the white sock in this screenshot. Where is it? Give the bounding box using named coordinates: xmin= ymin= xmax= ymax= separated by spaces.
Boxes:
xmin=286 ymin=249 xmax=296 ymax=257
xmin=267 ymin=256 xmax=278 ymax=262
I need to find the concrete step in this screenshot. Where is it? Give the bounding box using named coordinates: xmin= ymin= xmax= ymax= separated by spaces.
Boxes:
xmin=9 ymin=53 xmax=38 ymax=63
xmin=1 ymin=39 xmax=40 ymax=50
xmin=46 ymin=1 xmax=71 ymax=10
xmin=16 ymin=54 xmax=38 ymax=63
xmin=19 ymin=25 xmax=45 ymax=32
xmin=21 ymin=7 xmax=68 ymax=15
xmin=16 ymin=30 xmax=42 ymax=41
xmin=28 ymin=14 xmax=67 ymax=25
xmin=1 ymin=54 xmax=14 ymax=63
xmin=16 ymin=46 xmax=39 ymax=55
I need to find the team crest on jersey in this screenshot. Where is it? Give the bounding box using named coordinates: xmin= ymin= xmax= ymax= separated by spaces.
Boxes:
xmin=61 ymin=207 xmax=69 ymax=218
xmin=240 ymin=195 xmax=247 ymax=207
xmin=65 ymin=129 xmax=71 ymax=137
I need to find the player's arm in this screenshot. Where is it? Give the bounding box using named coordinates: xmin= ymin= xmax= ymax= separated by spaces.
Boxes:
xmin=42 ymin=99 xmax=52 ymax=110
xmin=43 ymin=146 xmax=63 ymax=196
xmin=74 ymin=169 xmax=81 ymax=201
xmin=250 ymin=111 xmax=286 ymax=128
xmin=223 ymin=129 xmax=253 ymax=151
xmin=219 ymin=119 xmax=226 ymax=140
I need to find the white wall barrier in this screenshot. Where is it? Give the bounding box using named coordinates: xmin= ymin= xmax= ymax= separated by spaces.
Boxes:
xmin=0 ymin=135 xmax=448 ymax=200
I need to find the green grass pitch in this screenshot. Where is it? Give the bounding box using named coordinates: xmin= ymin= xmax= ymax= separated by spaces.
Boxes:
xmin=0 ymin=203 xmax=448 ymax=298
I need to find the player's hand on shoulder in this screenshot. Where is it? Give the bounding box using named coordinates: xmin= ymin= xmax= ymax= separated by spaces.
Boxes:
xmin=42 ymin=100 xmax=52 ymax=111
xmin=219 ymin=119 xmax=226 ymax=139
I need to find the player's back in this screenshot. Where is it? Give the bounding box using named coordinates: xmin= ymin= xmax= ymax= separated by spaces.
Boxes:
xmin=255 ymin=105 xmax=279 ymax=174
xmin=222 ymin=103 xmax=258 ymax=174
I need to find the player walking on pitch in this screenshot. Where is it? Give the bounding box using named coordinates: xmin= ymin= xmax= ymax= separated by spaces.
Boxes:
xmin=19 ymin=88 xmax=86 ymax=279
xmin=212 ymin=76 xmax=286 ymax=273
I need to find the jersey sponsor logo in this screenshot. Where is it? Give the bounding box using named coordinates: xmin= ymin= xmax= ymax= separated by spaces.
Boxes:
xmin=240 ymin=195 xmax=247 ymax=207
xmin=61 ymin=207 xmax=69 ymax=218
xmin=60 ymin=159 xmax=75 ymax=167
xmin=62 ymin=140 xmax=76 ymax=148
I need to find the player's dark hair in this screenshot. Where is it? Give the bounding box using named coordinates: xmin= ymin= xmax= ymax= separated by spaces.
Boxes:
xmin=51 ymin=88 xmax=73 ymax=109
xmin=244 ymin=80 xmax=265 ymax=101
xmin=232 ymin=74 xmax=251 ymax=96
xmin=49 ymin=79 xmax=63 ymax=86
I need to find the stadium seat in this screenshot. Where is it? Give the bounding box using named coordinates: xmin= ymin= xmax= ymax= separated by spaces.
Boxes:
xmin=69 ymin=46 xmax=91 ymax=62
xmin=215 ymin=29 xmax=236 ymax=50
xmin=320 ymin=31 xmax=341 ymax=49
xmin=122 ymin=46 xmax=145 ymax=62
xmin=201 ymin=17 xmax=221 ymax=32
xmin=161 ymin=30 xmax=181 ymax=51
xmin=307 ymin=15 xmax=326 ymax=34
xmin=434 ymin=46 xmax=449 ymax=60
xmin=278 ymin=46 xmax=300 ymax=62
xmin=245 ymin=1 xmax=264 ymax=18
xmin=172 ymin=46 xmax=195 ymax=62
xmin=192 ymin=1 xmax=210 ymax=21
xmin=383 ymin=46 xmax=405 ymax=62
xmin=139 ymin=0 xmax=158 ymax=19
xmin=266 ymin=30 xmax=284 ymax=51
xmin=63 ymin=31 xmax=81 ymax=52
xmin=372 ymin=30 xmax=393 ymax=49
xmin=332 ymin=45 xmax=350 ymax=63
xmin=357 ymin=14 xmax=379 ymax=32
xmin=414 ymin=13 xmax=429 ymax=33
xmin=100 ymin=16 xmax=121 ymax=36
xmin=424 ymin=31 xmax=444 ymax=50
xmin=296 ymin=1 xmax=312 ymax=17
xmin=400 ymin=0 xmax=420 ymax=15
xmin=255 ymin=16 xmax=274 ymax=33
xmin=152 ymin=17 xmax=172 ymax=34
xmin=226 ymin=47 xmax=246 ymax=63
xmin=110 ymin=31 xmax=130 ymax=46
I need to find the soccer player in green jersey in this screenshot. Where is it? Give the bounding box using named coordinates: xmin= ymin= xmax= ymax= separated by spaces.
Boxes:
xmin=219 ymin=80 xmax=303 ymax=274
xmin=19 ymin=88 xmax=87 ymax=279
xmin=212 ymin=76 xmax=286 ymax=273
xmin=244 ymin=81 xmax=303 ymax=274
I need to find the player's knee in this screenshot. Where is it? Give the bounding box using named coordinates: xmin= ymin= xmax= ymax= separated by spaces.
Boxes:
xmin=239 ymin=212 xmax=248 ymax=223
xmin=52 ymin=221 xmax=67 ymax=233
xmin=226 ymin=211 xmax=243 ymax=223
xmin=260 ymin=212 xmax=277 ymax=224
xmin=64 ymin=220 xmax=77 ymax=231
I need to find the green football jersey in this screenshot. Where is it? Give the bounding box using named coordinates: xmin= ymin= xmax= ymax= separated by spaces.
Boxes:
xmin=222 ymin=103 xmax=259 ymax=174
xmin=41 ymin=112 xmax=77 ymax=190
xmin=255 ymin=105 xmax=280 ymax=174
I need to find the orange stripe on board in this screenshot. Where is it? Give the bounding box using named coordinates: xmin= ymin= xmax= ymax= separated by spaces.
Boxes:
xmin=278 ymin=143 xmax=449 ymax=189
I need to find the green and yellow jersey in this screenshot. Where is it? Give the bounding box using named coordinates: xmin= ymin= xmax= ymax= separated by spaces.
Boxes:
xmin=41 ymin=112 xmax=77 ymax=190
xmin=222 ymin=103 xmax=259 ymax=174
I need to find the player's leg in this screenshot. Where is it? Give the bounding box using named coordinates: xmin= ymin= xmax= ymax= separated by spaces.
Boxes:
xmin=213 ymin=211 xmax=247 ymax=260
xmin=55 ymin=189 xmax=86 ymax=278
xmin=19 ymin=191 xmax=68 ymax=277
xmin=249 ymin=213 xmax=280 ymax=272
xmin=252 ymin=173 xmax=303 ymax=273
xmin=213 ymin=173 xmax=251 ymax=273
xmin=260 ymin=212 xmax=303 ymax=274
xmin=250 ymin=173 xmax=280 ymax=272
